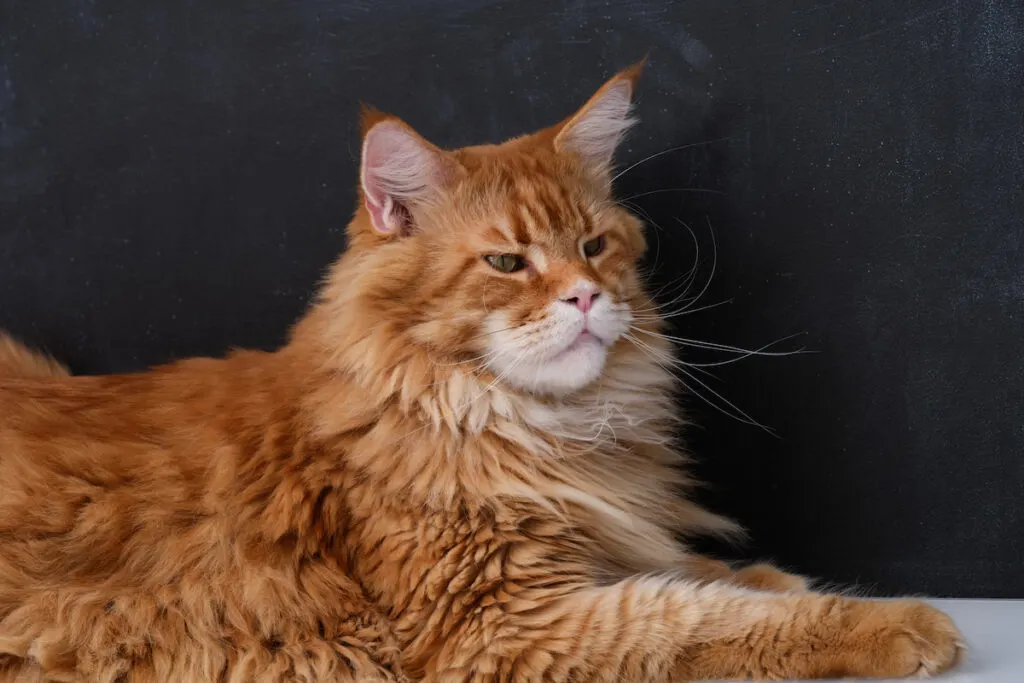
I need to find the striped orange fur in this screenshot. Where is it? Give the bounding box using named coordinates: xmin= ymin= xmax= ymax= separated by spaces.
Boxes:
xmin=0 ymin=66 xmax=962 ymax=681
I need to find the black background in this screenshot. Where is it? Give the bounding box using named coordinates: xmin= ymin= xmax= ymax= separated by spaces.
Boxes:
xmin=2 ymin=1 xmax=1022 ymax=597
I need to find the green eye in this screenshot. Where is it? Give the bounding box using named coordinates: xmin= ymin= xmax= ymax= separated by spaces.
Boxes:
xmin=582 ymin=235 xmax=606 ymax=258
xmin=484 ymin=253 xmax=527 ymax=273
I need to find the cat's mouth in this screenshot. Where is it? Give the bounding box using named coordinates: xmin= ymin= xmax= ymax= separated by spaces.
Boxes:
xmin=553 ymin=329 xmax=602 ymax=359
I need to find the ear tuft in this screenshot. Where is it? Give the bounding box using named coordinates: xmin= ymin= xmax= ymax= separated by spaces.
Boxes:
xmin=360 ymin=116 xmax=447 ymax=236
xmin=555 ymin=64 xmax=644 ymax=177
xmin=359 ymin=103 xmax=392 ymax=137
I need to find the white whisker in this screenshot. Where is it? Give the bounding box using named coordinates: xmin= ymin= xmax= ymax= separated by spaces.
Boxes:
xmin=675 ymin=217 xmax=717 ymax=312
xmin=611 ymin=137 xmax=734 ymax=183
xmin=632 ymin=328 xmax=809 ymax=358
xmin=631 ymin=217 xmax=706 ymax=315
xmin=631 ymin=298 xmax=734 ymax=320
xmin=624 ymin=332 xmax=717 ymax=381
xmin=625 ymin=331 xmax=772 ymax=431
xmin=674 ymin=364 xmax=778 ymax=436
xmin=618 ymin=188 xmax=727 ymax=204
xmin=674 ymin=374 xmax=775 ymax=434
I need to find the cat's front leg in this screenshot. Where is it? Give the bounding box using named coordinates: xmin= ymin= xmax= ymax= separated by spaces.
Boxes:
xmin=426 ymin=577 xmax=963 ymax=682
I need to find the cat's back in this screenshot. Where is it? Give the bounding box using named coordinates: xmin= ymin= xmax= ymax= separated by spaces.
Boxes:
xmin=0 ymin=351 xmax=299 ymax=585
xmin=0 ymin=350 xmax=289 ymax=441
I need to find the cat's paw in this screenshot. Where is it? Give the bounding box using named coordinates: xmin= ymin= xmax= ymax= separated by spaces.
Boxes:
xmin=850 ymin=600 xmax=965 ymax=678
xmin=733 ymin=563 xmax=810 ymax=594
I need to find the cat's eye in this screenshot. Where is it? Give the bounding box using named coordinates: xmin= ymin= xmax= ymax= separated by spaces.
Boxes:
xmin=582 ymin=235 xmax=606 ymax=259
xmin=484 ymin=253 xmax=527 ymax=273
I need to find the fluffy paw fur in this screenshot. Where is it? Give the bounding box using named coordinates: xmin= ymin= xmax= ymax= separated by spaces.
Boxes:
xmin=733 ymin=563 xmax=810 ymax=594
xmin=844 ymin=600 xmax=965 ymax=678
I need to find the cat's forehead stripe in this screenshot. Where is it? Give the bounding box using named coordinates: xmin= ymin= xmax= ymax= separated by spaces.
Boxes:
xmin=517 ymin=193 xmax=547 ymax=242
xmin=508 ymin=204 xmax=533 ymax=245
xmin=515 ymin=177 xmax=577 ymax=242
xmin=491 ymin=220 xmax=516 ymax=244
xmin=480 ymin=160 xmax=600 ymax=253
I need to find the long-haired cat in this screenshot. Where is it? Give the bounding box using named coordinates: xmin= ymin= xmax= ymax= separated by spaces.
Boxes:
xmin=0 ymin=65 xmax=962 ymax=682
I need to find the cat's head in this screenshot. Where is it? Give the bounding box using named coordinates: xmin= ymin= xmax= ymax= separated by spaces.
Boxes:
xmin=344 ymin=65 xmax=652 ymax=397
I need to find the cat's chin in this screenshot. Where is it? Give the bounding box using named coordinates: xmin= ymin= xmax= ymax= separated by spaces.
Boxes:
xmin=499 ymin=335 xmax=609 ymax=397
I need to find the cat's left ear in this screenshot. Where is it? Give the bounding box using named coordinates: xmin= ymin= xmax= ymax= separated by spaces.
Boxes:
xmin=359 ymin=107 xmax=453 ymax=237
xmin=554 ymin=61 xmax=644 ymax=179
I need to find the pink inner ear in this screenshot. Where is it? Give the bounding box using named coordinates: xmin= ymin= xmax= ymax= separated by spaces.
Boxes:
xmin=363 ymin=189 xmax=395 ymax=234
xmin=360 ymin=122 xmax=440 ymax=235
xmin=556 ymin=78 xmax=636 ymax=173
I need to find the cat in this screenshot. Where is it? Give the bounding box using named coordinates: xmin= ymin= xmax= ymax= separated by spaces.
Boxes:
xmin=0 ymin=64 xmax=963 ymax=682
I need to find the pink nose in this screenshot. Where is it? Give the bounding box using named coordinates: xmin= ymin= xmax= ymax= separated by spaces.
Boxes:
xmin=561 ymin=285 xmax=600 ymax=313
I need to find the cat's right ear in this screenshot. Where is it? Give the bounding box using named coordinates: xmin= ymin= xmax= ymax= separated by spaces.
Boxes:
xmin=359 ymin=107 xmax=451 ymax=237
xmin=553 ymin=61 xmax=644 ymax=184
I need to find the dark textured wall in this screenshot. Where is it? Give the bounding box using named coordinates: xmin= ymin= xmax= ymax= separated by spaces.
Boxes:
xmin=2 ymin=1 xmax=1022 ymax=596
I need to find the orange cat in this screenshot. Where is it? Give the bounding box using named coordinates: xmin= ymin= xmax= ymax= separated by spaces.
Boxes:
xmin=0 ymin=66 xmax=962 ymax=682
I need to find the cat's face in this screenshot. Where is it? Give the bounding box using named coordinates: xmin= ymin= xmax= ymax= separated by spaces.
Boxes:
xmin=429 ymin=152 xmax=646 ymax=396
xmin=350 ymin=66 xmax=649 ymax=397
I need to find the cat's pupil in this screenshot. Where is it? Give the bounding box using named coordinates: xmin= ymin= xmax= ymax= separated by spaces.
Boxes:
xmin=583 ymin=235 xmax=605 ymax=258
